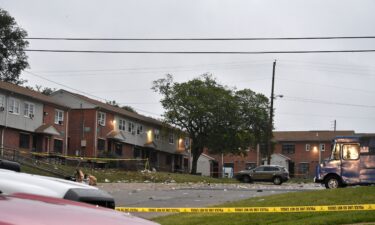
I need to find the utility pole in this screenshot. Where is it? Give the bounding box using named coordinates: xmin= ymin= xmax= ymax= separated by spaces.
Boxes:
xmin=334 ymin=120 xmax=336 ymax=132
xmin=267 ymin=60 xmax=276 ymax=164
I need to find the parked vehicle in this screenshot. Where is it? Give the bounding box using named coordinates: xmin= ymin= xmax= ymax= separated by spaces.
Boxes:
xmin=0 ymin=192 xmax=159 ymax=225
xmin=235 ymin=165 xmax=290 ymax=185
xmin=315 ymin=135 xmax=375 ymax=189
xmin=0 ymin=169 xmax=115 ymax=208
xmin=0 ymin=159 xmax=20 ymax=172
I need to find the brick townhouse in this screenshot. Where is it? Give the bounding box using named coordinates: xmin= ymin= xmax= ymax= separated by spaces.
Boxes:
xmin=199 ymin=130 xmax=357 ymax=178
xmin=272 ymin=130 xmax=355 ymax=177
xmin=0 ymin=81 xmax=69 ymax=154
xmin=50 ymin=89 xmax=189 ymax=172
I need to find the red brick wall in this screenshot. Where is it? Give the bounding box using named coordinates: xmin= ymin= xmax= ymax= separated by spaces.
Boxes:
xmin=42 ymin=105 xmax=68 ymax=153
xmin=274 ymin=141 xmax=332 ymax=176
xmin=68 ymin=109 xmax=97 ymax=157
xmin=3 ymin=128 xmax=22 ymax=150
xmin=208 ymin=149 xmax=259 ymax=174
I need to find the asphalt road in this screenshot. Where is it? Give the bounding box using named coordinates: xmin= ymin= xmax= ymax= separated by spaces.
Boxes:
xmin=99 ymin=182 xmax=324 ymax=219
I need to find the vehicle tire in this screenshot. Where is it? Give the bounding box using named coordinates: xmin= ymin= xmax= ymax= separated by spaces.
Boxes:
xmin=324 ymin=176 xmax=341 ymax=189
xmin=273 ymin=176 xmax=282 ymax=185
xmin=242 ymin=175 xmax=251 ymax=183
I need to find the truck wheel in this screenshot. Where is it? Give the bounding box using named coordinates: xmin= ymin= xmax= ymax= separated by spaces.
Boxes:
xmin=242 ymin=175 xmax=251 ymax=183
xmin=273 ymin=176 xmax=282 ymax=185
xmin=324 ymin=176 xmax=340 ymax=189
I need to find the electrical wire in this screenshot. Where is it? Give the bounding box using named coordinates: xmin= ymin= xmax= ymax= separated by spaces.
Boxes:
xmin=23 ymin=71 xmax=163 ymax=117
xmin=24 ymin=36 xmax=375 ymax=41
xmin=24 ymin=49 xmax=375 ymax=54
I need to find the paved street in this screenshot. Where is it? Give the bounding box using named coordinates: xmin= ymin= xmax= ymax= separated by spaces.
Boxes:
xmin=99 ymin=182 xmax=324 ymax=219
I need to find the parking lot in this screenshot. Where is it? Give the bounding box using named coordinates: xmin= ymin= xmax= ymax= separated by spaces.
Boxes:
xmin=99 ymin=182 xmax=324 ymax=219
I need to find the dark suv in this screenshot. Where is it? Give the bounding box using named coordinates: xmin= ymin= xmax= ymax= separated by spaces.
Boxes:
xmin=235 ymin=165 xmax=290 ymax=185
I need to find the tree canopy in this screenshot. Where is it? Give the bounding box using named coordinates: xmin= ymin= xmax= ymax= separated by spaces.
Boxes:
xmin=0 ymin=8 xmax=29 ymax=85
xmin=153 ymin=74 xmax=270 ymax=174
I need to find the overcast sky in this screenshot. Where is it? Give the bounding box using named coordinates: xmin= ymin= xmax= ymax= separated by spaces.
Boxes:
xmin=1 ymin=0 xmax=375 ymax=133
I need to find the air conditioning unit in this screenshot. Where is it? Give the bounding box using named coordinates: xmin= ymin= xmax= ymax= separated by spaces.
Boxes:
xmin=58 ymin=120 xmax=63 ymax=125
xmin=29 ymin=114 xmax=34 ymax=119
xmin=0 ymin=106 xmax=4 ymax=111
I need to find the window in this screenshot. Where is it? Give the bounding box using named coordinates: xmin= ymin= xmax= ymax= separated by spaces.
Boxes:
xmin=320 ymin=144 xmax=325 ymax=151
xmin=245 ymin=162 xmax=257 ymax=169
xmin=128 ymin=121 xmax=135 ymax=133
xmin=331 ymin=143 xmax=340 ymax=160
xmin=282 ymin=143 xmax=295 ymax=154
xmin=97 ymin=139 xmax=105 ymax=152
xmin=119 ymin=119 xmax=126 ymax=131
xmin=8 ymin=98 xmax=20 ymax=114
xmin=54 ymin=139 xmax=63 ymax=153
xmin=154 ymin=129 xmax=160 ymax=140
xmin=55 ymin=109 xmax=64 ymax=124
xmin=299 ymin=163 xmax=310 ymax=174
xmin=137 ymin=124 xmax=143 ymax=134
xmin=24 ymin=102 xmax=35 ymax=118
xmin=264 ymin=166 xmax=279 ymax=171
xmin=305 ymin=144 xmax=310 ymax=151
xmin=342 ymin=144 xmax=359 ymax=160
xmin=19 ymin=133 xmax=30 ymax=149
xmin=169 ymin=133 xmax=174 ymax=144
xmin=98 ymin=112 xmax=106 ymax=126
xmin=254 ymin=166 xmax=265 ymax=172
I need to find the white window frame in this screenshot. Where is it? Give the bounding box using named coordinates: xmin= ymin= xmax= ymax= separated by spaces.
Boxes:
xmin=305 ymin=144 xmax=310 ymax=151
xmin=23 ymin=102 xmax=35 ymax=118
xmin=128 ymin=121 xmax=135 ymax=134
xmin=154 ymin=129 xmax=160 ymax=140
xmin=169 ymin=133 xmax=174 ymax=144
xmin=8 ymin=98 xmax=20 ymax=114
xmin=119 ymin=119 xmax=126 ymax=131
xmin=320 ymin=144 xmax=325 ymax=152
xmin=98 ymin=112 xmax=106 ymax=126
xmin=54 ymin=109 xmax=64 ymax=125
xmin=137 ymin=124 xmax=143 ymax=135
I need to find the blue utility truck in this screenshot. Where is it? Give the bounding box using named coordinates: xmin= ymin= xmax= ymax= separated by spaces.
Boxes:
xmin=315 ymin=135 xmax=375 ymax=188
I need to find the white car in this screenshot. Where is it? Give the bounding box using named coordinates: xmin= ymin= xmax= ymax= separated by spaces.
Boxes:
xmin=0 ymin=169 xmax=115 ymax=208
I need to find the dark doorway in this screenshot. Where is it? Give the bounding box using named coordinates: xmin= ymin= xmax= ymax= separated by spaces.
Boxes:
xmin=212 ymin=161 xmax=219 ymax=178
xmin=288 ymin=161 xmax=295 ymax=177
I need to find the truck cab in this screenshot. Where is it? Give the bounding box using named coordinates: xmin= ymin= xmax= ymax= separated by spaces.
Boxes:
xmin=315 ymin=135 xmax=375 ymax=189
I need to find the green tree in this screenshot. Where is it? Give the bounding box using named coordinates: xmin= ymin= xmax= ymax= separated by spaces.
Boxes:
xmin=153 ymin=74 xmax=269 ymax=174
xmin=0 ymin=8 xmax=29 ymax=85
xmin=121 ymin=105 xmax=136 ymax=113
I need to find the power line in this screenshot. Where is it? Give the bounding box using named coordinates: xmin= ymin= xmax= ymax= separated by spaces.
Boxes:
xmin=281 ymin=96 xmax=375 ymax=108
xmin=23 ymin=71 xmax=163 ymax=117
xmin=24 ymin=49 xmax=375 ymax=54
xmin=24 ymin=36 xmax=375 ymax=41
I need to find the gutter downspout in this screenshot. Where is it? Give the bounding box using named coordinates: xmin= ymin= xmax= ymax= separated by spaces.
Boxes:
xmin=94 ymin=109 xmax=98 ymax=157
xmin=1 ymin=94 xmax=9 ymax=156
xmin=65 ymin=109 xmax=69 ymax=156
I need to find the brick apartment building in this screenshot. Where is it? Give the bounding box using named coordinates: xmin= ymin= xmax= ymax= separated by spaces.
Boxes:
xmin=0 ymin=81 xmax=69 ymax=154
xmin=50 ymin=90 xmax=189 ymax=172
xmin=199 ymin=130 xmax=357 ymax=178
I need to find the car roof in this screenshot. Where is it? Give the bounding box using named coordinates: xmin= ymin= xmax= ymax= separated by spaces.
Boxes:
xmin=0 ymin=193 xmax=159 ymax=225
xmin=0 ymin=169 xmax=97 ymax=198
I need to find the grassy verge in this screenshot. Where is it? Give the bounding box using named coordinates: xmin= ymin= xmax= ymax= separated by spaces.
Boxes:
xmin=21 ymin=164 xmax=237 ymax=183
xmin=154 ymin=186 xmax=375 ymax=225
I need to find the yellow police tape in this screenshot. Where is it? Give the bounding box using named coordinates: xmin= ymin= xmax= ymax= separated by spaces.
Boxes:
xmin=115 ymin=204 xmax=375 ymax=213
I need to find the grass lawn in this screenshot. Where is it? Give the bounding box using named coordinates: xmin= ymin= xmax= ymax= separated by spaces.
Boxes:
xmin=153 ymin=186 xmax=375 ymax=225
